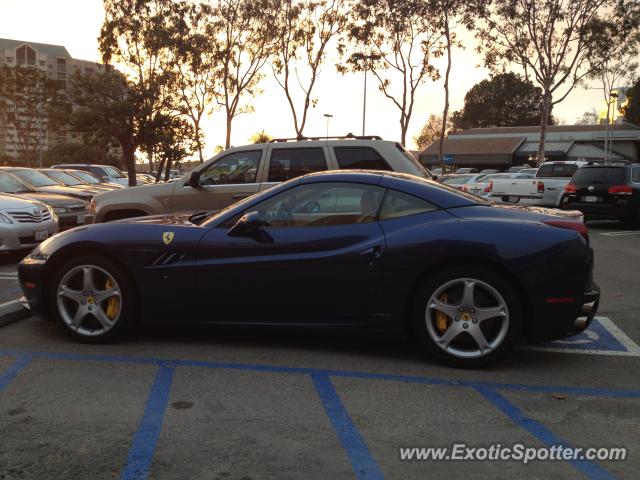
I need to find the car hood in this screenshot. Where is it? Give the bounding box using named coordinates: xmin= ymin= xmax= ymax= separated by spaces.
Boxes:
xmin=111 ymin=212 xmax=195 ymax=226
xmin=16 ymin=191 xmax=87 ymax=208
xmin=0 ymin=193 xmax=44 ymax=209
xmin=34 ymin=185 xmax=93 ymax=199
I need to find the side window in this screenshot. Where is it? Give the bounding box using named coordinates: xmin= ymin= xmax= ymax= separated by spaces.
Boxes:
xmin=200 ymin=150 xmax=262 ymax=186
xmin=252 ymin=182 xmax=384 ymax=227
xmin=632 ymin=168 xmax=640 ymax=183
xmin=334 ymin=146 xmax=391 ymax=171
xmin=89 ymin=167 xmax=103 ymax=177
xmin=268 ymin=148 xmax=327 ymax=182
xmin=379 ymin=190 xmax=437 ymax=220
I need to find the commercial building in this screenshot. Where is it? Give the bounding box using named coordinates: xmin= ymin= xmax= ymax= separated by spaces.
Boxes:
xmin=0 ymin=38 xmax=100 ymax=163
xmin=420 ymin=123 xmax=640 ymax=170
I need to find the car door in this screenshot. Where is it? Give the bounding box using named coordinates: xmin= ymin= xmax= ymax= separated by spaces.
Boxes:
xmin=170 ymin=149 xmax=265 ymax=213
xmin=194 ymin=181 xmax=386 ymax=325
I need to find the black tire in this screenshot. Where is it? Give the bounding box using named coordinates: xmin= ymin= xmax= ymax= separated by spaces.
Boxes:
xmin=409 ymin=266 xmax=523 ymax=368
xmin=49 ymin=255 xmax=138 ymax=343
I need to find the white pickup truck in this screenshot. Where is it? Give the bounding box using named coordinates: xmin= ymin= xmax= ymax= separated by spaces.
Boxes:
xmin=488 ymin=161 xmax=588 ymax=207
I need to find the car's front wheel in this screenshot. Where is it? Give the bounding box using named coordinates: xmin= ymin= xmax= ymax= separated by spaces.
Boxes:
xmin=411 ymin=267 xmax=523 ymax=368
xmin=50 ymin=255 xmax=137 ymax=343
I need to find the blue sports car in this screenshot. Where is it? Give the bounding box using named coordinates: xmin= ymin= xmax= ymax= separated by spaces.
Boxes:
xmin=18 ymin=171 xmax=599 ymax=367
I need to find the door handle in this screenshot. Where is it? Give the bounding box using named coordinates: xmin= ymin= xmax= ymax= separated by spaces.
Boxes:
xmin=232 ymin=193 xmax=252 ymax=199
xmin=360 ymin=246 xmax=382 ymax=258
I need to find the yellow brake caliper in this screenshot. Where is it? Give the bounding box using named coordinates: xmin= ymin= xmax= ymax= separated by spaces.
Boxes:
xmin=105 ymin=279 xmax=120 ymax=320
xmin=435 ymin=293 xmax=449 ymax=333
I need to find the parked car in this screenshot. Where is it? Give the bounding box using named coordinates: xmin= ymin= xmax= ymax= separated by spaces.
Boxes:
xmin=40 ymin=169 xmax=109 ymax=194
xmin=440 ymin=174 xmax=488 ymax=192
xmin=480 ymin=169 xmax=500 ymax=174
xmin=88 ymin=137 xmax=432 ymax=223
xmin=488 ymin=161 xmax=588 ymax=207
xmin=507 ymin=165 xmax=533 ymax=173
xmin=456 ymin=167 xmax=478 ymax=174
xmin=67 ymin=170 xmax=124 ymax=190
xmin=0 ymin=193 xmax=58 ymax=252
xmin=560 ymin=164 xmax=640 ymax=225
xmin=519 ymin=168 xmax=538 ymax=176
xmin=51 ymin=164 xmax=129 ymax=186
xmin=136 ymin=173 xmax=157 ymax=184
xmin=473 ymin=173 xmax=535 ymax=199
xmin=0 ymin=167 xmax=94 ymax=202
xmin=0 ymin=172 xmax=89 ymax=229
xmin=19 ymin=170 xmax=598 ymax=367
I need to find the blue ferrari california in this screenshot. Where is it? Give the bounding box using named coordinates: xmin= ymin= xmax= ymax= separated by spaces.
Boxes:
xmin=18 ymin=171 xmax=599 ymax=367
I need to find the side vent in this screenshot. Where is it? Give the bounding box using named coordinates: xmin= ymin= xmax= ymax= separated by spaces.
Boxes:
xmin=152 ymin=252 xmax=187 ymax=266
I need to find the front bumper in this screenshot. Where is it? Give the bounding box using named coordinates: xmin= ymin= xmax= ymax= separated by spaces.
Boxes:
xmin=0 ymin=221 xmax=58 ymax=252
xmin=57 ymin=210 xmax=89 ymax=229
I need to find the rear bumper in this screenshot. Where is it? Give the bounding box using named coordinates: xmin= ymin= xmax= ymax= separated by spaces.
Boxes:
xmin=561 ymin=198 xmax=637 ymax=220
xmin=528 ymin=283 xmax=600 ymax=343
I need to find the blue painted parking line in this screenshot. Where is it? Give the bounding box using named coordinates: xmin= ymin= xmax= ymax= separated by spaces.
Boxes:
xmin=312 ymin=373 xmax=384 ymax=480
xmin=476 ymin=387 xmax=615 ymax=480
xmin=0 ymin=354 xmax=32 ymax=391
xmin=0 ymin=348 xmax=637 ymax=480
xmin=121 ymin=363 xmax=175 ymax=480
xmin=524 ymin=317 xmax=640 ymax=356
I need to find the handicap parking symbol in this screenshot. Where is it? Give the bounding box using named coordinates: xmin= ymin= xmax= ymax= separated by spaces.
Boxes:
xmin=525 ymin=317 xmax=640 ymax=356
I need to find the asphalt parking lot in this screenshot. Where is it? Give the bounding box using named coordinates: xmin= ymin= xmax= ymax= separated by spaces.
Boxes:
xmin=1 ymin=221 xmax=639 ymax=480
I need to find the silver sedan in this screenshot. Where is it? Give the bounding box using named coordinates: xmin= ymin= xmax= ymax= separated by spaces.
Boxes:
xmin=0 ymin=193 xmax=58 ymax=252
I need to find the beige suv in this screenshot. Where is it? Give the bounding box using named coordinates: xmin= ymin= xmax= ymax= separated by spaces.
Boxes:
xmin=88 ymin=137 xmax=430 ymax=223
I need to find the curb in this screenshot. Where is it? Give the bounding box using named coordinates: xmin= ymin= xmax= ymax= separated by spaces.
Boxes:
xmin=0 ymin=299 xmax=30 ymax=328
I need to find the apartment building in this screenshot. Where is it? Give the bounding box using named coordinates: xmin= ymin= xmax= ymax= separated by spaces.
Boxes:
xmin=0 ymin=38 xmax=100 ymax=163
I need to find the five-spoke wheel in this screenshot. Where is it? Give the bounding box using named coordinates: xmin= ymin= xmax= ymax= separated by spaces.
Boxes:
xmin=411 ymin=267 xmax=522 ymax=367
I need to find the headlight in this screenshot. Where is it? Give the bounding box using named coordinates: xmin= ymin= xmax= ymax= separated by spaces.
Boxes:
xmin=89 ymin=199 xmax=96 ymax=215
xmin=53 ymin=206 xmax=68 ymax=214
xmin=0 ymin=212 xmax=13 ymax=224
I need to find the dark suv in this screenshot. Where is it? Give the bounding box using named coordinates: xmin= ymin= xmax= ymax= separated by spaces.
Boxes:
xmin=560 ymin=164 xmax=640 ymax=224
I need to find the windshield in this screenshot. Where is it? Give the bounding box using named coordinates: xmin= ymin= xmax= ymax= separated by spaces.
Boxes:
xmin=103 ymin=166 xmax=126 ymax=178
xmin=12 ymin=169 xmax=60 ymax=187
xmin=0 ymin=172 xmax=34 ymax=193
xmin=72 ymin=171 xmax=100 ymax=184
xmin=443 ymin=175 xmax=473 ymax=185
xmin=46 ymin=170 xmax=85 ymax=186
xmin=572 ymin=167 xmax=626 ymax=185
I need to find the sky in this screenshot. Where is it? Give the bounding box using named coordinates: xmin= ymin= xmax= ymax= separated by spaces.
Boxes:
xmin=1 ymin=0 xmax=608 ymax=159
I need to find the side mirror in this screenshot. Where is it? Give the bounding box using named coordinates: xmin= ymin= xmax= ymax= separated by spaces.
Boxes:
xmin=227 ymin=211 xmax=272 ymax=243
xmin=187 ymin=170 xmax=201 ymax=188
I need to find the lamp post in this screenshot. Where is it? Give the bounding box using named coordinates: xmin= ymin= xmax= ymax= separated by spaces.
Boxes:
xmin=323 ymin=113 xmax=333 ymax=139
xmin=362 ymin=64 xmax=367 ymax=136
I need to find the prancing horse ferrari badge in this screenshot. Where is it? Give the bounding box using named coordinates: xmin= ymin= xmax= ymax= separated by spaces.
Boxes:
xmin=162 ymin=231 xmax=175 ymax=245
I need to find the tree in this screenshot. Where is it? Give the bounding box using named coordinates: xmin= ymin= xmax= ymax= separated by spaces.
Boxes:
xmin=208 ymin=0 xmax=278 ymax=149
xmin=575 ymin=108 xmax=599 ymax=126
xmin=43 ymin=142 xmax=120 ymax=167
xmin=414 ymin=114 xmax=450 ymax=150
xmin=624 ymin=77 xmax=640 ymax=126
xmin=271 ymin=0 xmax=346 ymax=138
xmin=250 ymin=130 xmax=273 ymax=143
xmin=476 ymin=0 xmax=619 ymax=165
xmin=341 ymin=0 xmax=444 ymax=146
xmin=0 ymin=65 xmax=59 ymax=166
xmin=99 ymin=0 xmax=191 ymax=184
xmin=57 ymin=68 xmax=145 ymax=183
xmin=170 ymin=4 xmax=218 ymax=164
xmin=451 ymin=73 xmax=552 ymax=130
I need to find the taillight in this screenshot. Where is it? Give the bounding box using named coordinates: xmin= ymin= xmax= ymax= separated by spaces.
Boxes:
xmin=608 ymin=185 xmax=632 ymax=195
xmin=564 ymin=184 xmax=577 ymax=194
xmin=543 ymin=219 xmax=589 ymax=241
xmin=537 ymin=181 xmax=545 ymax=193
xmin=484 ymin=181 xmax=493 ymax=193
xmin=461 ymin=185 xmax=469 ymax=192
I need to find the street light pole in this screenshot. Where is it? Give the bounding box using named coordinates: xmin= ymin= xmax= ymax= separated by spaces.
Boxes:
xmin=323 ymin=113 xmax=333 ymax=139
xmin=362 ymin=64 xmax=367 ymax=136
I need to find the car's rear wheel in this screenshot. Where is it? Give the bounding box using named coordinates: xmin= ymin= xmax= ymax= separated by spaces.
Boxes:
xmin=410 ymin=267 xmax=523 ymax=368
xmin=50 ymin=255 xmax=137 ymax=343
